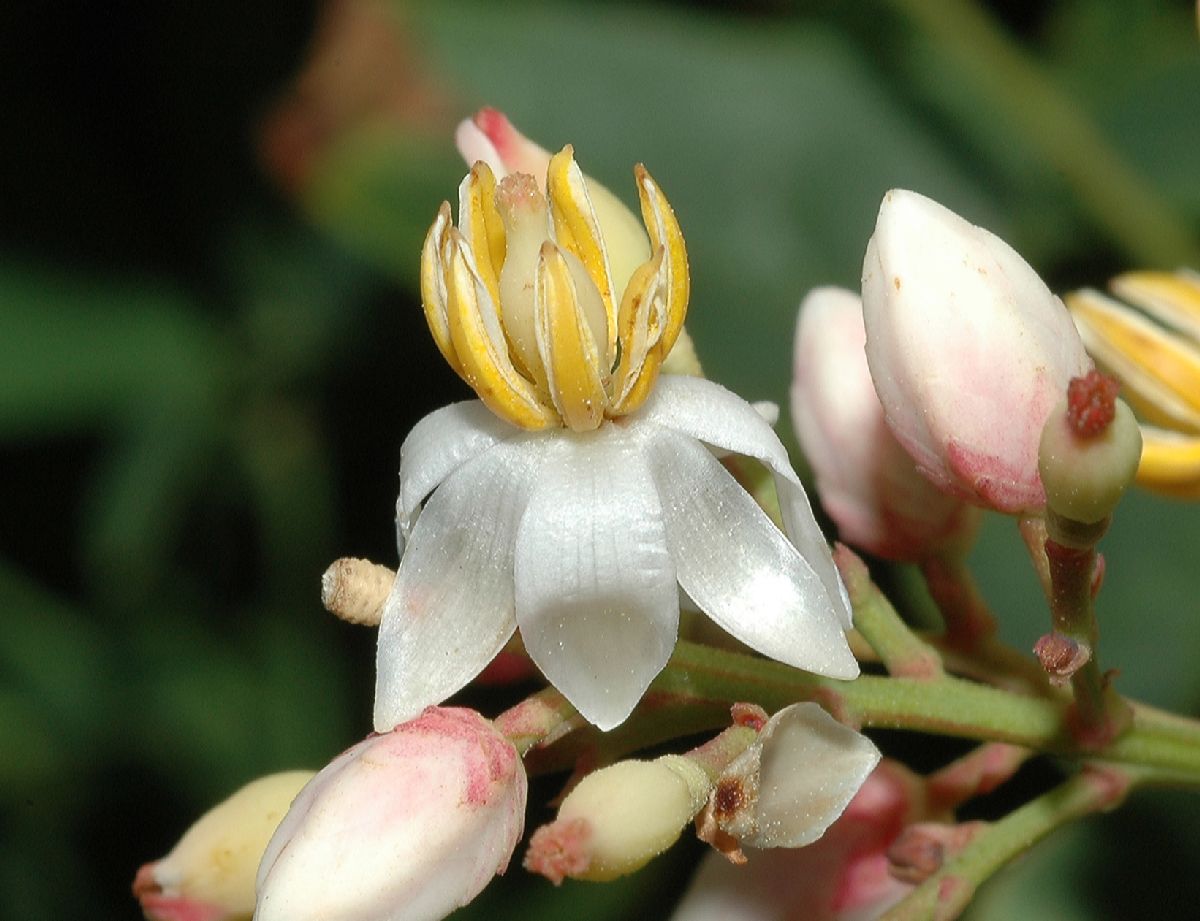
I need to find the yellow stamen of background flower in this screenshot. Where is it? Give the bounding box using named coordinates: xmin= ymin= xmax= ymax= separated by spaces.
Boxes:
xmin=1138 ymin=427 xmax=1200 ymax=499
xmin=1112 ymin=270 xmax=1200 ymax=343
xmin=1067 ymin=289 xmax=1200 ymax=432
xmin=1067 ymin=269 xmax=1200 ymax=497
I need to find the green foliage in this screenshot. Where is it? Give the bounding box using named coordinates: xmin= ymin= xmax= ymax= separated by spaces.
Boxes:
xmin=3 ymin=2 xmax=1200 ymax=919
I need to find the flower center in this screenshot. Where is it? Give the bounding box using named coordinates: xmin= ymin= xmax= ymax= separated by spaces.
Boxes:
xmin=419 ymin=146 xmax=690 ymax=432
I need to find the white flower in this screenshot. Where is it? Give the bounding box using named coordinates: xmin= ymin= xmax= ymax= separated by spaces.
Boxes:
xmin=375 ymin=126 xmax=857 ymax=733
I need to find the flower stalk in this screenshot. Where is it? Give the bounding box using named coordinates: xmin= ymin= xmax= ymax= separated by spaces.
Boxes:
xmin=878 ymin=764 xmax=1139 ymax=921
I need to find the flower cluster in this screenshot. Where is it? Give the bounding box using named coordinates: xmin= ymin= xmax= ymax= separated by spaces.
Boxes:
xmin=135 ymin=102 xmax=1179 ymax=921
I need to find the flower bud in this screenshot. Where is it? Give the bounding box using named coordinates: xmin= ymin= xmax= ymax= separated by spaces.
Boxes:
xmin=525 ymin=755 xmax=711 ymax=883
xmin=455 ymin=108 xmax=650 ymax=297
xmin=861 ymin=190 xmax=1093 ymax=515
xmin=791 ymin=287 xmax=977 ymax=560
xmin=133 ymin=771 xmax=314 ymax=921
xmin=1038 ymin=372 xmax=1142 ymax=524
xmin=255 ymin=707 xmax=526 ymax=921
xmin=698 ymin=703 xmax=880 ymax=852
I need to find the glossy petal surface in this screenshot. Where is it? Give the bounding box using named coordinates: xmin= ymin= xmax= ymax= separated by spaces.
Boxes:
xmin=514 ymin=427 xmax=678 ymax=731
xmin=395 ymin=400 xmax=515 ymax=555
xmin=643 ymin=425 xmax=858 ymax=679
xmin=641 ymin=374 xmax=852 ymax=628
xmin=375 ymin=440 xmax=538 ymax=732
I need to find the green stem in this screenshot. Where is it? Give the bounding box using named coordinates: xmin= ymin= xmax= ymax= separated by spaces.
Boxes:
xmin=885 ymin=0 xmax=1200 ymax=267
xmin=920 ymin=549 xmax=997 ymax=652
xmin=837 ymin=545 xmax=944 ymax=680
xmin=880 ymin=765 xmax=1139 ymax=921
xmin=658 ymin=641 xmax=1200 ymax=783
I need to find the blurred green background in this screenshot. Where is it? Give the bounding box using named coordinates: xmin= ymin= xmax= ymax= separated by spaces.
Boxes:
xmin=3 ymin=1 xmax=1200 ymax=918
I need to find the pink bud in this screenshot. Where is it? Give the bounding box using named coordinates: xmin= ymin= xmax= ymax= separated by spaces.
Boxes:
xmin=255 ymin=707 xmax=526 ymax=921
xmin=861 ymin=190 xmax=1092 ymax=515
xmin=454 ymin=107 xmax=552 ymax=186
xmin=791 ymin=287 xmax=977 ymax=561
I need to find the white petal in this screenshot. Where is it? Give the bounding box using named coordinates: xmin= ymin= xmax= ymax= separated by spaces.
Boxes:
xmin=736 ymin=703 xmax=880 ymax=849
xmin=374 ymin=439 xmax=539 ymax=731
xmin=514 ymin=427 xmax=679 ymax=731
xmin=639 ymin=376 xmax=852 ymax=628
xmin=395 ymin=401 xmax=516 ymax=556
xmin=642 ymin=426 xmax=858 ymax=680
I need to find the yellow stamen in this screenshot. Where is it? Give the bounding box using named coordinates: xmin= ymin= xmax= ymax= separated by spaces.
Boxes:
xmin=420 ymin=202 xmax=464 ymax=378
xmin=547 ymin=146 xmax=618 ymax=364
xmin=458 ymin=162 xmax=507 ymax=309
xmin=611 ymin=247 xmax=668 ymax=414
xmin=443 ymin=230 xmax=557 ymax=430
xmin=535 ymin=241 xmax=609 ymax=432
xmin=635 ymin=165 xmax=690 ymax=358
xmin=1138 ymin=426 xmax=1200 ymax=498
xmin=1067 ymin=289 xmax=1200 ymax=433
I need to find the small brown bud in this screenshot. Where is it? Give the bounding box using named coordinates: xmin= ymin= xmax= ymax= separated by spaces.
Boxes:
xmin=1034 ymin=632 xmax=1092 ymax=686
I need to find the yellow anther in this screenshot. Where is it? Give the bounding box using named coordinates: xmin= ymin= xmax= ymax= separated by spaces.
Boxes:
xmin=635 ymin=165 xmax=690 ymax=358
xmin=535 ymin=241 xmax=609 ymax=432
xmin=611 ymin=247 xmax=668 ymax=414
xmin=458 ymin=162 xmax=507 ymax=309
xmin=547 ymin=146 xmax=618 ymax=364
xmin=420 ymin=202 xmax=463 ymax=378
xmin=444 ymin=230 xmax=557 ymax=430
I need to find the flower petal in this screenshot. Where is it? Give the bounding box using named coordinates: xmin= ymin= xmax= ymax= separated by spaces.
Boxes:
xmin=395 ymin=401 xmax=516 ymax=556
xmin=732 ymin=703 xmax=881 ymax=849
xmin=374 ymin=440 xmax=540 ymax=731
xmin=514 ymin=427 xmax=679 ymax=731
xmin=639 ymin=375 xmax=852 ymax=629
xmin=641 ymin=424 xmax=858 ymax=679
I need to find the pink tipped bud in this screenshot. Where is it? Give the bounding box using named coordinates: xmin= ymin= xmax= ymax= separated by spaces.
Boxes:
xmin=255 ymin=707 xmax=526 ymax=921
xmin=861 ymin=190 xmax=1093 ymax=515
xmin=792 ymin=287 xmax=978 ymax=560
xmin=133 ymin=771 xmax=314 ymax=921
xmin=454 ymin=108 xmax=553 ymax=189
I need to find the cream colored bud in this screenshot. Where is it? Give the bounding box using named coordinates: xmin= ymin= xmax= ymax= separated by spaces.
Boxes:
xmin=320 ymin=557 xmax=395 ymax=626
xmin=133 ymin=771 xmax=314 ymax=921
xmin=525 ymin=755 xmax=711 ymax=883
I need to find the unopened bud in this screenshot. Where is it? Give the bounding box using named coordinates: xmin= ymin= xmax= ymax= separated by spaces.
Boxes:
xmin=256 ymin=707 xmax=526 ymax=921
xmin=525 ymin=755 xmax=710 ymax=883
xmin=320 ymin=557 xmax=394 ymax=626
xmin=1034 ymin=631 xmax=1092 ymax=686
xmin=133 ymin=771 xmax=314 ymax=921
xmin=1039 ymin=373 xmax=1142 ymax=525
